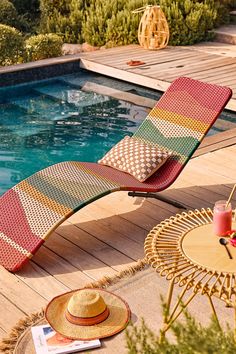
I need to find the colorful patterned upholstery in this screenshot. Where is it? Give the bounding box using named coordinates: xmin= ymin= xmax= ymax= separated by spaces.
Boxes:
xmin=0 ymin=77 xmax=232 ymax=271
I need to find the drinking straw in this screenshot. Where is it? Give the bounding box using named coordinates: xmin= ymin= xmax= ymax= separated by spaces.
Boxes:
xmin=226 ymin=184 xmax=236 ymax=208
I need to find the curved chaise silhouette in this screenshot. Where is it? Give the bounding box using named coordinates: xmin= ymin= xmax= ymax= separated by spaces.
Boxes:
xmin=0 ymin=77 xmax=232 ymax=271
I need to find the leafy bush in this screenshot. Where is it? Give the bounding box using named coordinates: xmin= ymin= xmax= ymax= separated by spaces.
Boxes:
xmin=25 ymin=33 xmax=63 ymax=61
xmin=0 ymin=24 xmax=25 ymax=66
xmin=157 ymin=0 xmax=218 ymax=45
xmin=0 ymin=0 xmax=19 ymax=27
xmin=126 ymin=311 xmax=236 ymax=354
xmin=40 ymin=0 xmax=84 ymax=43
xmin=82 ymin=0 xmax=155 ymax=47
xmin=39 ymin=0 xmax=231 ymax=46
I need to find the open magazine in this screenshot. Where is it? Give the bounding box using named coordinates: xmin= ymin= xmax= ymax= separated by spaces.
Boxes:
xmin=31 ymin=324 xmax=101 ymax=354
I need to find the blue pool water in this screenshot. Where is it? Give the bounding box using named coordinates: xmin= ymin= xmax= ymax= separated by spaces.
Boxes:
xmin=0 ymin=72 xmax=152 ymax=195
xmin=0 ymin=70 xmax=235 ymax=195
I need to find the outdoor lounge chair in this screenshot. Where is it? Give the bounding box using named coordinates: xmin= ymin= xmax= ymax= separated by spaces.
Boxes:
xmin=0 ymin=77 xmax=232 ymax=272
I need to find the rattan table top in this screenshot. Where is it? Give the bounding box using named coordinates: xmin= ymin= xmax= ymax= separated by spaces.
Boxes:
xmin=144 ymin=208 xmax=236 ymax=303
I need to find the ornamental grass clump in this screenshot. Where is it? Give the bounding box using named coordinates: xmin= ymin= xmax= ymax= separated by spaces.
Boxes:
xmin=82 ymin=0 xmax=156 ymax=47
xmin=159 ymin=0 xmax=217 ymax=45
xmin=40 ymin=0 xmax=84 ymax=43
xmin=126 ymin=310 xmax=236 ymax=354
xmin=25 ymin=33 xmax=63 ymax=61
xmin=0 ymin=24 xmax=25 ymax=66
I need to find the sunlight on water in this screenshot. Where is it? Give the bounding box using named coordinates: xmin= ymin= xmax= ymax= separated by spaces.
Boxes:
xmin=0 ymin=75 xmax=149 ymax=194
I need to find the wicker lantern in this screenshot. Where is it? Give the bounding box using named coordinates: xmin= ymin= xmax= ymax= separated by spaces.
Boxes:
xmin=134 ymin=5 xmax=169 ymax=50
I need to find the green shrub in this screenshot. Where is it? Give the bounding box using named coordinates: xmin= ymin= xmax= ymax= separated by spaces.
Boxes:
xmin=0 ymin=24 xmax=25 ymax=66
xmin=82 ymin=0 xmax=224 ymax=47
xmin=40 ymin=0 xmax=84 ymax=43
xmin=25 ymin=33 xmax=63 ymax=61
xmin=82 ymin=0 xmax=114 ymax=47
xmin=126 ymin=311 xmax=236 ymax=354
xmin=38 ymin=0 xmax=231 ymax=47
xmin=157 ymin=0 xmax=218 ymax=45
xmin=82 ymin=0 xmax=156 ymax=47
xmin=0 ymin=0 xmax=19 ymax=27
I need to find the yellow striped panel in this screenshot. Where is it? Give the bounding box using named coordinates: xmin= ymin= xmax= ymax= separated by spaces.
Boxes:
xmin=16 ymin=180 xmax=71 ymax=216
xmin=149 ymin=107 xmax=209 ymax=134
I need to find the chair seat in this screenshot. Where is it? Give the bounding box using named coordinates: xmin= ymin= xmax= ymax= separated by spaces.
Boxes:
xmin=0 ymin=160 xmax=182 ymax=272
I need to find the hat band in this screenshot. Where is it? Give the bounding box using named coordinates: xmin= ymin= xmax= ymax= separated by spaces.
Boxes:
xmin=65 ymin=307 xmax=110 ymax=326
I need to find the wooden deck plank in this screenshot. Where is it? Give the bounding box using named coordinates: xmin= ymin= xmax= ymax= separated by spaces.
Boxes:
xmin=66 ymin=216 xmax=143 ymax=260
xmin=178 ymin=61 xmax=236 ymax=79
xmin=80 ymin=44 xmax=236 ymax=109
xmin=131 ymin=54 xmax=219 ymax=76
xmin=163 ymin=57 xmax=236 ymax=80
xmin=0 ymin=294 xmax=25 ymax=333
xmin=55 ymin=221 xmax=138 ymax=269
xmin=0 ymin=267 xmax=47 ymax=314
xmin=15 ymin=262 xmax=69 ymax=300
xmin=94 ymin=49 xmax=194 ymax=66
xmin=123 ymin=53 xmax=216 ymax=73
xmin=32 ymin=247 xmax=94 ymax=289
xmin=76 ymin=206 xmax=147 ymax=245
xmin=43 ymin=233 xmax=118 ymax=278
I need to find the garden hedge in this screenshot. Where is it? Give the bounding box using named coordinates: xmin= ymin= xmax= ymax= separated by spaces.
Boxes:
xmin=25 ymin=33 xmax=63 ymax=61
xmin=39 ymin=0 xmax=231 ymax=46
xmin=0 ymin=24 xmax=25 ymax=66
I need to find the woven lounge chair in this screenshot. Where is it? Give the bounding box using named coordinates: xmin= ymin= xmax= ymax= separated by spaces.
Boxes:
xmin=0 ymin=77 xmax=232 ymax=272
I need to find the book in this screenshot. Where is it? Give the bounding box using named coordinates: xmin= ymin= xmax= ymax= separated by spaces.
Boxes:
xmin=31 ymin=324 xmax=101 ymax=354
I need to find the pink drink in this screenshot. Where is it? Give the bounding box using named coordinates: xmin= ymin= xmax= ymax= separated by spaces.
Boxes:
xmin=213 ymin=200 xmax=232 ymax=236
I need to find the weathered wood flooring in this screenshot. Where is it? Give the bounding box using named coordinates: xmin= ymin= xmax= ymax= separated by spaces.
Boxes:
xmin=80 ymin=43 xmax=236 ymax=111
xmin=0 ymin=140 xmax=235 ymax=340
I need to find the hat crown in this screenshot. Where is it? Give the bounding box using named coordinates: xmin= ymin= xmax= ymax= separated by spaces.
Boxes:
xmin=67 ymin=290 xmax=107 ymax=318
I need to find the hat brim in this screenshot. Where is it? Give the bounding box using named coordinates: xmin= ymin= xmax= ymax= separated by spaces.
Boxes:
xmin=45 ymin=288 xmax=131 ymax=340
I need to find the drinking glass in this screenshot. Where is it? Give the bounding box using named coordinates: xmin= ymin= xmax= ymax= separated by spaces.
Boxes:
xmin=213 ymin=200 xmax=232 ymax=236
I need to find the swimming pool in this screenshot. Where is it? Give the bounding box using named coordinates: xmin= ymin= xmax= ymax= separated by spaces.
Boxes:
xmin=0 ymin=71 xmax=155 ymax=195
xmin=0 ymin=70 xmax=234 ymax=195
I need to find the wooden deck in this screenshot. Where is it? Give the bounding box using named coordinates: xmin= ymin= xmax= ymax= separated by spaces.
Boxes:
xmin=80 ymin=43 xmax=236 ymax=111
xmin=0 ymin=140 xmax=236 ymax=341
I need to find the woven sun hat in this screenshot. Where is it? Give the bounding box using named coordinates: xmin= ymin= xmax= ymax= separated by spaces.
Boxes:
xmin=45 ymin=288 xmax=131 ymax=340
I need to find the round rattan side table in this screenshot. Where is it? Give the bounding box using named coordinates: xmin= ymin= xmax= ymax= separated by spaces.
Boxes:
xmin=144 ymin=208 xmax=236 ymax=338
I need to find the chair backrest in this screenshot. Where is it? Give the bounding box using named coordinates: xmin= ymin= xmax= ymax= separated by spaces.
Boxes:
xmin=132 ymin=77 xmax=232 ymax=191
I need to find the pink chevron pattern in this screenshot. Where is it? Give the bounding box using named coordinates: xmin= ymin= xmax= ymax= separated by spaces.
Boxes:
xmin=0 ymin=77 xmax=232 ymax=272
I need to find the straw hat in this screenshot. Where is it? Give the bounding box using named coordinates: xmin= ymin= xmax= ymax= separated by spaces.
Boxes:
xmin=45 ymin=288 xmax=131 ymax=340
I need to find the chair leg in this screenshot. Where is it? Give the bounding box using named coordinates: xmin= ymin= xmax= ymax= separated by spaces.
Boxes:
xmin=128 ymin=191 xmax=187 ymax=209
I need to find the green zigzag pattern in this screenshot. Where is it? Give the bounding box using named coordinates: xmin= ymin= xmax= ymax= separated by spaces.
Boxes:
xmin=26 ymin=170 xmax=118 ymax=210
xmin=133 ymin=119 xmax=200 ymax=158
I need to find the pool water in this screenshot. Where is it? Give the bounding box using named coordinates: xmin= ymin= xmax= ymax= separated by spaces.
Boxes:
xmin=0 ymin=72 xmax=152 ymax=195
xmin=0 ymin=71 xmax=235 ymax=195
